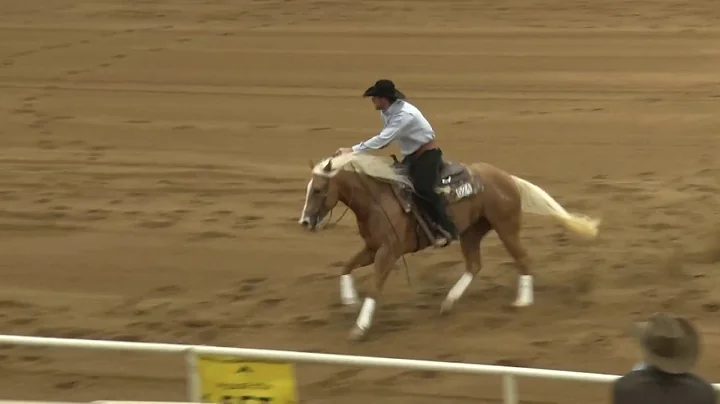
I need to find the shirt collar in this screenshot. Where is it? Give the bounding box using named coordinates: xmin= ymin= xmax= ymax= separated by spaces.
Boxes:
xmin=382 ymin=100 xmax=403 ymax=117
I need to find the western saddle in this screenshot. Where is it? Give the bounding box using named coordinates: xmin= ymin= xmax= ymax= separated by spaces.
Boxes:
xmin=389 ymin=155 xmax=483 ymax=248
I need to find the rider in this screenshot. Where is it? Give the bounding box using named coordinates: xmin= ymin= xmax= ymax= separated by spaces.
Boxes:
xmin=335 ymin=79 xmax=459 ymax=247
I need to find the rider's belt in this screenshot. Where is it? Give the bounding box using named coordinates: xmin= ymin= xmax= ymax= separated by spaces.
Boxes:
xmin=410 ymin=140 xmax=439 ymax=158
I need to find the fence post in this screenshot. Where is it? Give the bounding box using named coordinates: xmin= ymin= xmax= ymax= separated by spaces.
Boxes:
xmin=502 ymin=374 xmax=518 ymax=404
xmin=185 ymin=348 xmax=200 ymax=402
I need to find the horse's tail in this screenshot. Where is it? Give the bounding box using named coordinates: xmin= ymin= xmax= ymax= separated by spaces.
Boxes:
xmin=510 ymin=175 xmax=600 ymax=239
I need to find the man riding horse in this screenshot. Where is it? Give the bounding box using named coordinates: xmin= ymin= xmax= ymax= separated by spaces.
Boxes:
xmin=303 ymin=81 xmax=600 ymax=340
xmin=335 ymin=79 xmax=459 ymax=248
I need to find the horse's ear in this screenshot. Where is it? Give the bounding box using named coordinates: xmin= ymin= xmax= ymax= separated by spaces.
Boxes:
xmin=308 ymin=159 xmax=315 ymax=169
xmin=323 ymin=160 xmax=332 ymax=172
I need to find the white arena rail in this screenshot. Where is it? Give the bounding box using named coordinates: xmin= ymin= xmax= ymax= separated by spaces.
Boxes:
xmin=0 ymin=335 xmax=717 ymax=404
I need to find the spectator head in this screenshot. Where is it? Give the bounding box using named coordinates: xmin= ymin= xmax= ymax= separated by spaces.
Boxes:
xmin=633 ymin=313 xmax=700 ymax=374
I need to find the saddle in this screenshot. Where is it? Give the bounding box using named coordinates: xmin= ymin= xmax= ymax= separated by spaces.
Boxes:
xmin=389 ymin=154 xmax=483 ymax=248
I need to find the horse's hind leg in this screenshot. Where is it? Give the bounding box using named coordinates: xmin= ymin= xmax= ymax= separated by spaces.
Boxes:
xmin=493 ymin=214 xmax=533 ymax=307
xmin=440 ymin=219 xmax=492 ymax=314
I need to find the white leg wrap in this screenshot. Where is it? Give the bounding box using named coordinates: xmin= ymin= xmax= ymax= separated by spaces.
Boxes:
xmin=356 ymin=297 xmax=376 ymax=330
xmin=447 ymin=272 xmax=474 ymax=302
xmin=340 ymin=274 xmax=359 ymax=305
xmin=514 ymin=275 xmax=534 ymax=306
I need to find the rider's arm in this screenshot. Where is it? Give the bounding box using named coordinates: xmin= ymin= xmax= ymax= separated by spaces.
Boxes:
xmin=352 ymin=111 xmax=413 ymax=152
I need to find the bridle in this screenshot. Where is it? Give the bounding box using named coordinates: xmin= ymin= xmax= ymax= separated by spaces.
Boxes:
xmin=312 ymin=180 xmax=352 ymax=230
xmin=306 ymin=171 xmax=353 ymax=231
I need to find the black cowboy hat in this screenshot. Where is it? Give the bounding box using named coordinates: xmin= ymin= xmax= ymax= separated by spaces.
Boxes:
xmin=633 ymin=313 xmax=700 ymax=374
xmin=363 ymin=79 xmax=406 ymax=100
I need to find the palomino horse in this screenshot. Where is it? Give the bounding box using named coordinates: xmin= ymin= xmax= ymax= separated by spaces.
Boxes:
xmin=299 ymin=152 xmax=600 ymax=340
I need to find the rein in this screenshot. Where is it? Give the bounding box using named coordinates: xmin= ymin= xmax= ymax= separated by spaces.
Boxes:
xmin=348 ymin=161 xmax=413 ymax=289
xmin=323 ymin=185 xmax=352 ymax=229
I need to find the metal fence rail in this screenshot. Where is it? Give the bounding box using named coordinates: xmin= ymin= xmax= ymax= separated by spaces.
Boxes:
xmin=0 ymin=335 xmax=717 ymax=404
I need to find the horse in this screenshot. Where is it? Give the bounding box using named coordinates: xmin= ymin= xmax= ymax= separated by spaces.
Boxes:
xmin=299 ymin=152 xmax=600 ymax=341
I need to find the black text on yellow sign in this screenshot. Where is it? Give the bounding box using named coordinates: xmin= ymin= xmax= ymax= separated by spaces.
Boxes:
xmin=195 ymin=355 xmax=298 ymax=404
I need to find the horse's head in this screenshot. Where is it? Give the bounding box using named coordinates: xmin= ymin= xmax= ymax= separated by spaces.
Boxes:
xmin=299 ymin=158 xmax=342 ymax=231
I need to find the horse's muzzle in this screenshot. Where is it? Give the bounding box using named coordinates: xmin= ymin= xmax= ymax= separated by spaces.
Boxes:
xmin=300 ymin=209 xmax=329 ymax=231
xmin=299 ymin=216 xmax=318 ymax=231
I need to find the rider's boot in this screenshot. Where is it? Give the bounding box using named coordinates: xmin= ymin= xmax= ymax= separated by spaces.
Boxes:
xmin=433 ymin=220 xmax=459 ymax=248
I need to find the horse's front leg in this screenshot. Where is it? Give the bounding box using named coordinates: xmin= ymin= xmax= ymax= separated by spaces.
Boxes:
xmin=340 ymin=245 xmax=375 ymax=306
xmin=349 ymin=244 xmax=396 ymax=341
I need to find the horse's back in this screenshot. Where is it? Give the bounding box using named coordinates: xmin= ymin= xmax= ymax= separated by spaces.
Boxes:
xmin=467 ymin=161 xmax=515 ymax=187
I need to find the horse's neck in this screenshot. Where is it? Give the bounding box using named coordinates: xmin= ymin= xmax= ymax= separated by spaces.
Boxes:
xmin=337 ymin=173 xmax=379 ymax=222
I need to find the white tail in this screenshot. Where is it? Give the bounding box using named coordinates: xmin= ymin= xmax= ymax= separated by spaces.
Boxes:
xmin=511 ymin=175 xmax=600 ymax=239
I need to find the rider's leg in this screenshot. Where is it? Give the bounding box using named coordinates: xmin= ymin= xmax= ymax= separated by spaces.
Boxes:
xmin=409 ymin=149 xmax=459 ymax=242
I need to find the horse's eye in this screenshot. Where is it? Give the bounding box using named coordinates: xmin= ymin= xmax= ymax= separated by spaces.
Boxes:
xmin=311 ymin=188 xmax=322 ymax=194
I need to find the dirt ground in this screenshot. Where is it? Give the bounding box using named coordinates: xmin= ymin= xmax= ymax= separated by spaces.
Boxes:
xmin=1 ymin=0 xmax=719 ymax=403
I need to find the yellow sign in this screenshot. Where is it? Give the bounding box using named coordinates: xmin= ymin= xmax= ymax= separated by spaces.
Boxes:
xmin=193 ymin=355 xmax=298 ymax=404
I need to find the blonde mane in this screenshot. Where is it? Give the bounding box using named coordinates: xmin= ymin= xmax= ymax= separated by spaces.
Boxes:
xmin=312 ymin=153 xmax=414 ymax=189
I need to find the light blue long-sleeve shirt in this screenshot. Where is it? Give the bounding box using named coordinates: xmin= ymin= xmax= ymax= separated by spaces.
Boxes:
xmin=352 ymin=100 xmax=436 ymax=157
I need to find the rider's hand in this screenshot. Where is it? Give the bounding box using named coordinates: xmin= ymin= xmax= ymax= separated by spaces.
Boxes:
xmin=334 ymin=147 xmax=353 ymax=156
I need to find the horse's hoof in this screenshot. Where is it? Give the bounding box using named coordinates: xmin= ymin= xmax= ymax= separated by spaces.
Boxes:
xmin=439 ymin=300 xmax=454 ymax=315
xmin=512 ymin=301 xmax=532 ymax=308
xmin=348 ymin=326 xmax=367 ymax=341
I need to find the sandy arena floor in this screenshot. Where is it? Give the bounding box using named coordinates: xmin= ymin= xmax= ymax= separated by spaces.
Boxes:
xmin=1 ymin=1 xmax=719 ymax=403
